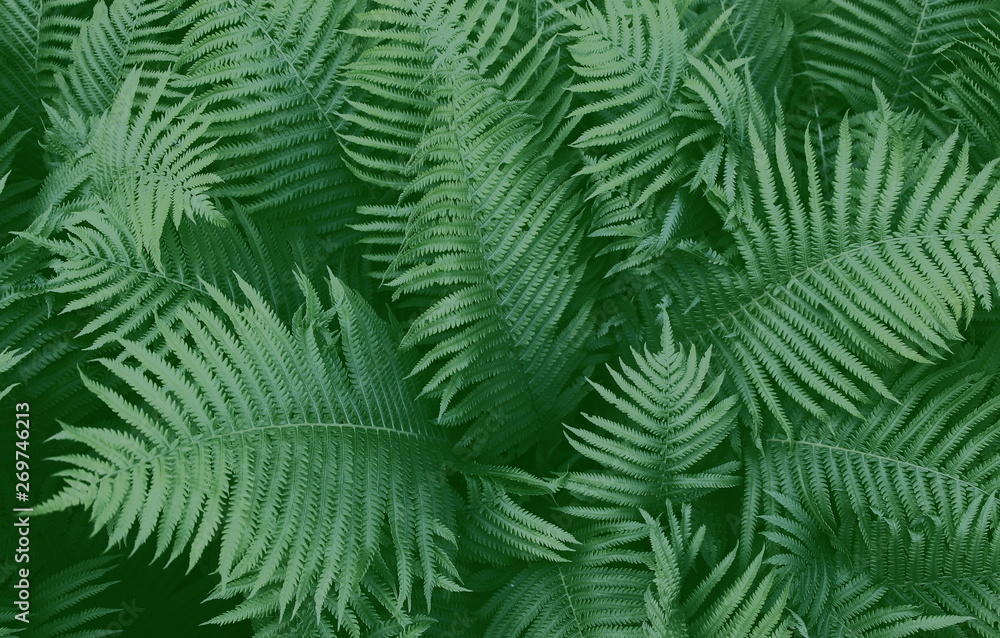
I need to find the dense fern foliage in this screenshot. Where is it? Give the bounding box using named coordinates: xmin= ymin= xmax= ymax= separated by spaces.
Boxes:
xmin=3 ymin=0 xmax=1000 ymax=636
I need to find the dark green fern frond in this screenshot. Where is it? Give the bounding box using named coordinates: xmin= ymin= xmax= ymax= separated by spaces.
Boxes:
xmin=930 ymin=22 xmax=1000 ymax=160
xmin=460 ymin=464 xmax=578 ymax=566
xmin=0 ymin=110 xmax=35 ymax=229
xmin=0 ymin=556 xmax=120 ymax=638
xmin=53 ymin=0 xmax=179 ymax=119
xmin=0 ymin=347 xmax=28 ymax=401
xmin=481 ymin=518 xmax=652 ymax=638
xmin=359 ymin=59 xmax=593 ymax=458
xmin=0 ymin=0 xmax=94 ymax=138
xmin=565 ymin=0 xmax=691 ymax=205
xmin=757 ymin=357 xmax=1000 ymax=635
xmin=764 ymin=361 xmax=1000 ymax=535
xmin=341 ymin=0 xmax=562 ymax=190
xmin=800 ymin=0 xmax=1000 ymax=111
xmin=565 ymin=317 xmax=740 ymax=509
xmin=685 ymin=0 xmax=794 ymax=98
xmin=169 ymin=0 xmax=366 ymax=232
xmin=762 ymin=492 xmax=973 ymax=638
xmin=643 ymin=510 xmax=791 ymax=638
xmin=210 ymin=553 xmax=441 ymax=638
xmin=41 ymin=273 xmax=460 ymax=623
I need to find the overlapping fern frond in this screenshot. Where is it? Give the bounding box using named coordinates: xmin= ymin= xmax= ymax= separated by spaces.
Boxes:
xmin=5 ymin=0 xmax=1000 ymax=635
xmin=0 ymin=557 xmax=120 ymax=638
xmin=755 ymin=352 xmax=1000 ymax=635
xmin=800 ymin=0 xmax=1000 ymax=111
xmin=667 ymin=111 xmax=1000 ymax=431
xmin=165 ymin=0 xmax=367 ymax=237
xmin=40 ymin=274 xmax=461 ymax=622
xmin=358 ymin=55 xmax=593 ymax=458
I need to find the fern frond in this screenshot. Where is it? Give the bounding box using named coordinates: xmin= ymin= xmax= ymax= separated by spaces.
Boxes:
xmin=86 ymin=69 xmax=225 ymax=265
xmin=800 ymin=0 xmax=999 ymax=110
xmin=0 ymin=0 xmax=94 ymax=133
xmin=211 ymin=553 xmax=441 ymax=638
xmin=460 ymin=464 xmax=577 ymax=565
xmin=53 ymin=0 xmax=179 ymax=119
xmin=565 ymin=317 xmax=740 ymax=509
xmin=667 ymin=112 xmax=1000 ymax=431
xmin=565 ymin=0 xmax=690 ymax=204
xmin=170 ymin=0 xmax=366 ymax=230
xmin=931 ymin=22 xmax=1000 ymax=159
xmin=341 ymin=0 xmax=561 ymax=190
xmin=0 ymin=556 xmax=120 ymax=638
xmin=359 ymin=59 xmax=593 ymax=458
xmin=762 ymin=492 xmax=979 ymax=637
xmin=41 ymin=273 xmax=460 ymax=622
xmin=765 ymin=361 xmax=1000 ymax=535
xmin=644 ymin=510 xmax=791 ymax=638
xmin=24 ymin=206 xmax=308 ymax=349
xmin=757 ymin=355 xmax=1000 ymax=635
xmin=481 ymin=519 xmax=652 ymax=638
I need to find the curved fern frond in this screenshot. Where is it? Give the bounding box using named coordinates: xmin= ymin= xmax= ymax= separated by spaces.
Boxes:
xmin=0 ymin=0 xmax=94 ymax=136
xmin=565 ymin=0 xmax=691 ymax=204
xmin=41 ymin=273 xmax=460 ymax=622
xmin=566 ymin=317 xmax=740 ymax=509
xmin=24 ymin=206 xmax=308 ymax=349
xmin=931 ymin=22 xmax=1000 ymax=159
xmin=53 ymin=0 xmax=179 ymax=119
xmin=481 ymin=519 xmax=652 ymax=638
xmin=341 ymin=0 xmax=561 ymax=190
xmin=800 ymin=0 xmax=999 ymax=110
xmin=685 ymin=0 xmax=794 ymax=96
xmin=667 ymin=112 xmax=1000 ymax=431
xmin=86 ymin=69 xmax=225 ymax=265
xmin=460 ymin=464 xmax=577 ymax=565
xmin=765 ymin=361 xmax=1000 ymax=535
xmin=210 ymin=554 xmax=442 ymax=638
xmin=169 ymin=0 xmax=366 ymax=230
xmin=762 ymin=492 xmax=974 ymax=638
xmin=359 ymin=59 xmax=593 ymax=458
xmin=758 ymin=357 xmax=1000 ymax=635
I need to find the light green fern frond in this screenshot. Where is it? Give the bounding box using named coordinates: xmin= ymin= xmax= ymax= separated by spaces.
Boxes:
xmin=666 ymin=111 xmax=1000 ymax=431
xmin=86 ymin=69 xmax=225 ymax=265
xmin=41 ymin=273 xmax=460 ymax=622
xmin=565 ymin=317 xmax=740 ymax=509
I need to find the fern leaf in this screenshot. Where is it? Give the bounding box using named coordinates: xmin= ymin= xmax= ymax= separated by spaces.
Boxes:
xmin=566 ymin=317 xmax=740 ymax=509
xmin=41 ymin=273 xmax=460 ymax=623
xmin=667 ymin=112 xmax=1000 ymax=431
xmin=359 ymin=58 xmax=593 ymax=458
